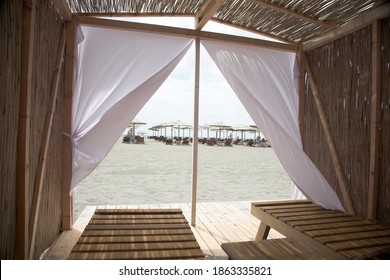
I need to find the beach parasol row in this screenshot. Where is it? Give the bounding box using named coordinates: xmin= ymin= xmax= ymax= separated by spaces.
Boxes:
xmin=148 ymin=121 xmax=261 ymax=140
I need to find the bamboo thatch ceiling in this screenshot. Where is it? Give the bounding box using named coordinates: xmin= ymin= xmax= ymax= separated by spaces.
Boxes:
xmin=62 ymin=0 xmax=389 ymax=44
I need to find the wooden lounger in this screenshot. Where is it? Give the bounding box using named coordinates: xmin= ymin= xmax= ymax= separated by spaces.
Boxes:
xmin=222 ymin=200 xmax=390 ymax=260
xmin=68 ymin=208 xmax=205 ymax=260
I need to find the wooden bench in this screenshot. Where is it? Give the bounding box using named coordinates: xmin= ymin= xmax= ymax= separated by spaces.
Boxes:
xmin=222 ymin=200 xmax=390 ymax=260
xmin=68 ymin=208 xmax=204 ymax=260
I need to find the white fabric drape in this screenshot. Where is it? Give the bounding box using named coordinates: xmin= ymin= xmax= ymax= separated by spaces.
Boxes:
xmin=202 ymin=40 xmax=344 ymax=211
xmin=71 ymin=26 xmax=193 ymax=190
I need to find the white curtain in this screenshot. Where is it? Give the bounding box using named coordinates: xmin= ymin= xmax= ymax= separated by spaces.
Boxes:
xmin=71 ymin=25 xmax=193 ymax=190
xmin=202 ymin=40 xmax=344 ymax=211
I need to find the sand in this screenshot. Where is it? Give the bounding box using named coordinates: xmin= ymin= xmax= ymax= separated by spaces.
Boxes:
xmin=73 ymin=138 xmax=292 ymax=219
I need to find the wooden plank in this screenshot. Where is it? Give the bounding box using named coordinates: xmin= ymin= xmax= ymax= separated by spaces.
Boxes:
xmin=213 ymin=222 xmax=247 ymax=242
xmin=278 ymin=212 xmax=352 ymax=223
xmin=263 ymin=206 xmax=324 ymax=213
xmin=62 ymin=19 xmax=76 ymax=230
xmin=305 ymin=224 xmax=386 ymax=238
xmin=327 ymin=236 xmax=390 ymax=252
xmin=268 ymin=209 xmax=341 ymax=218
xmin=303 ymin=53 xmax=355 ymax=215
xmin=88 ymin=218 xmax=189 ymax=225
xmin=367 ymin=20 xmax=382 ymax=222
xmin=218 ymin=202 xmax=259 ymax=239
xmin=81 ymin=228 xmax=194 ymax=237
xmin=339 ymin=245 xmax=390 ymax=260
xmin=303 ymin=3 xmax=390 ymax=50
xmin=68 ymin=248 xmax=205 ymax=260
xmin=77 ymin=234 xmax=197 ymax=244
xmin=295 ymin=220 xmax=372 ymax=233
xmin=286 ymin=216 xmax=363 ymax=227
xmin=250 ymin=239 xmax=329 ymax=260
xmin=76 ymin=16 xmax=298 ymax=53
xmin=95 ymin=208 xmax=182 ymax=214
xmin=183 ymin=203 xmax=227 ymax=258
xmin=28 ymin=24 xmax=67 ymax=260
xmin=316 ymin=230 xmax=390 ymax=244
xmin=72 ymin=240 xmax=200 ymax=252
xmin=178 ymin=203 xmax=220 ymax=258
xmin=72 ymin=241 xmax=201 ymax=252
xmin=85 ymin=224 xmax=191 ymax=231
xmin=16 ymin=0 xmax=36 ymax=260
xmin=252 ymin=200 xmax=312 ymax=208
xmin=91 ymin=213 xmax=185 ymax=220
xmin=202 ymin=203 xmax=254 ymax=242
xmin=221 ymin=242 xmax=269 ymax=260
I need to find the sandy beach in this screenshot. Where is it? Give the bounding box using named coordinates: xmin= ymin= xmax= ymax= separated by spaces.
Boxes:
xmin=73 ymin=138 xmax=292 ymax=219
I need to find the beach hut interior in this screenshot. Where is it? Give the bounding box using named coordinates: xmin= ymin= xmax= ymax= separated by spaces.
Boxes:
xmin=1 ymin=0 xmax=389 ymax=260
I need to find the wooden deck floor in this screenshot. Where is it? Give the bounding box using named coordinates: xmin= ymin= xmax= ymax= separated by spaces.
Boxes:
xmin=43 ymin=201 xmax=284 ymax=260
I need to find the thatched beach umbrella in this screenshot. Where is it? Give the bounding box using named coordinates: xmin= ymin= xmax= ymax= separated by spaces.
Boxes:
xmin=200 ymin=123 xmax=210 ymax=139
xmin=250 ymin=124 xmax=261 ymax=140
xmin=148 ymin=127 xmax=159 ymax=137
xmin=129 ymin=118 xmax=146 ymax=143
xmin=234 ymin=124 xmax=257 ymax=140
xmin=162 ymin=121 xmax=176 ymax=138
xmin=210 ymin=121 xmax=232 ymax=139
xmin=173 ymin=120 xmax=192 ymax=138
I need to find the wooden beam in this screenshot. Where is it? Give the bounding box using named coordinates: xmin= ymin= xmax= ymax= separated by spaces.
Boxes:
xmin=16 ymin=0 xmax=36 ymax=260
xmin=52 ymin=0 xmax=72 ymax=21
xmin=76 ymin=16 xmax=298 ymax=53
xmin=367 ymin=20 xmax=382 ymax=222
xmin=195 ymin=0 xmax=223 ymax=30
xmin=249 ymin=0 xmax=337 ymax=29
xmin=62 ymin=19 xmax=76 ymax=230
xmin=210 ymin=18 xmax=294 ymax=44
xmin=302 ymin=53 xmax=355 ymax=215
xmin=303 ymin=3 xmax=390 ymax=50
xmin=28 ymin=25 xmax=67 ymax=259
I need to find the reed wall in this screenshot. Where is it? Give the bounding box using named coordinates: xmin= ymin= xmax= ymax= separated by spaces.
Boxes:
xmin=0 ymin=0 xmax=65 ymax=259
xmin=29 ymin=0 xmax=65 ymax=259
xmin=0 ymin=0 xmax=22 ymax=259
xmin=303 ymin=18 xmax=390 ymax=226
xmin=377 ymin=18 xmax=390 ymax=226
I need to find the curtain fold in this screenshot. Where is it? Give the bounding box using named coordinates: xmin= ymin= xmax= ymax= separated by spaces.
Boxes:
xmin=71 ymin=25 xmax=193 ymax=190
xmin=202 ymin=40 xmax=344 ymax=211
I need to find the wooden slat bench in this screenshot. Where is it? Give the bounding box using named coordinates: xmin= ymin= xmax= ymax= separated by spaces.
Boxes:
xmin=68 ymin=208 xmax=205 ymax=260
xmin=221 ymin=200 xmax=390 ymax=260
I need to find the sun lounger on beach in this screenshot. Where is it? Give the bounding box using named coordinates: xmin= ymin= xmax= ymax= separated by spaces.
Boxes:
xmin=222 ymin=200 xmax=390 ymax=260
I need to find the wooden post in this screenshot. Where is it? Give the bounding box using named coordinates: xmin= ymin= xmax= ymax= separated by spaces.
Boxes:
xmin=255 ymin=223 xmax=271 ymax=241
xmin=302 ymin=53 xmax=355 ymax=215
xmin=62 ymin=19 xmax=76 ymax=230
xmin=191 ymin=37 xmax=200 ymax=226
xmin=28 ymin=25 xmax=67 ymax=259
xmin=367 ymin=20 xmax=382 ymax=221
xmin=16 ymin=0 xmax=36 ymax=260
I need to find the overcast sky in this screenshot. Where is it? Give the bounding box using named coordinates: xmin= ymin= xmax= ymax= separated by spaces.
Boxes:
xmin=121 ymin=17 xmax=272 ymax=135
